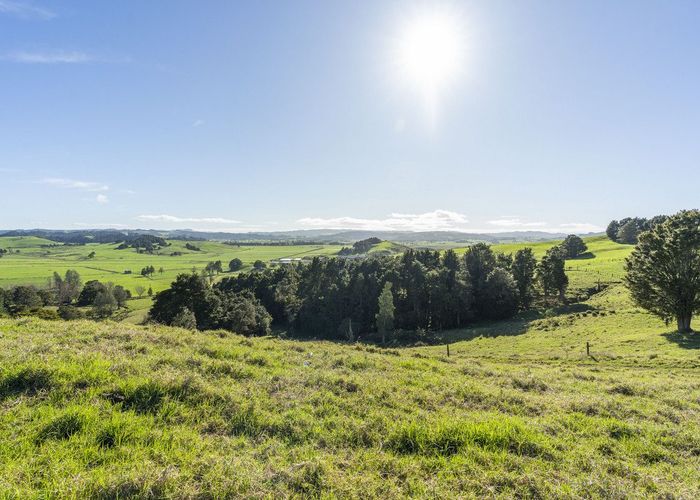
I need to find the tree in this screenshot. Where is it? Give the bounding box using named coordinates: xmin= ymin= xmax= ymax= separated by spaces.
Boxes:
xmin=134 ymin=285 xmax=146 ymax=298
xmin=560 ymin=235 xmax=588 ymax=259
xmin=464 ymin=243 xmax=497 ymax=316
xmin=92 ymin=289 xmax=117 ymax=318
xmin=205 ymin=260 xmax=223 ymax=275
xmin=78 ymin=280 xmax=107 ymax=306
xmin=375 ymin=282 xmax=395 ymax=345
xmin=53 ymin=270 xmax=82 ymax=304
xmin=537 ymin=248 xmax=568 ymax=302
xmin=147 ymin=286 xmax=153 ymax=297
xmin=481 ymin=269 xmax=519 ymax=319
xmin=511 ymin=248 xmax=536 ymax=309
xmin=171 ymin=307 xmax=197 ymax=330
xmin=158 ymin=267 xmax=164 ymax=275
xmin=113 ymin=285 xmax=131 ymax=308
xmin=606 ymin=220 xmax=620 ymax=241
xmin=141 ymin=265 xmax=156 ymax=278
xmin=617 ymin=220 xmax=640 ymax=244
xmin=228 ymin=258 xmax=243 ymax=272
xmin=337 ymin=317 xmax=355 ymax=342
xmin=253 ymin=260 xmax=267 ymax=271
xmin=624 ymin=210 xmax=700 ymax=333
xmin=10 ymin=286 xmax=42 ymax=313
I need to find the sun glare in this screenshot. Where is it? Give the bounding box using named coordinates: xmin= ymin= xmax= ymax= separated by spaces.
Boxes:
xmin=393 ymin=6 xmax=465 ymax=124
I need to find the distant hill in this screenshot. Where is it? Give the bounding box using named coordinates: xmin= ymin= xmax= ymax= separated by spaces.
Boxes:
xmin=0 ymin=228 xmax=584 ymax=245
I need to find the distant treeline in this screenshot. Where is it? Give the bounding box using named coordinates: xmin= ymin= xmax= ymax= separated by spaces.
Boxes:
xmin=606 ymin=216 xmax=668 ymax=244
xmin=224 ymin=240 xmax=344 ymax=247
xmin=150 ymin=237 xmax=586 ymax=342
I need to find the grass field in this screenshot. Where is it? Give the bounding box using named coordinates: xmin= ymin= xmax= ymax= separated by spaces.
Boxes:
xmin=0 ymin=237 xmax=343 ymax=323
xmin=1 ymin=234 xmax=699 ymax=496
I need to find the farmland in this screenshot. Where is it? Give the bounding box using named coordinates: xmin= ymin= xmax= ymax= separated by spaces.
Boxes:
xmin=1 ymin=233 xmax=700 ymax=496
xmin=0 ymin=237 xmax=342 ymax=323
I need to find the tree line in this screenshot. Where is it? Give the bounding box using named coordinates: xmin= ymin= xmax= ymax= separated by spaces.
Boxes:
xmin=149 ymin=237 xmax=583 ymax=342
xmin=0 ymin=270 xmax=133 ymax=320
xmin=606 ymin=215 xmax=668 ymax=244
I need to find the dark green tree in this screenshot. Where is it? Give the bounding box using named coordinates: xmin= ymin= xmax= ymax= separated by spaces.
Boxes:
xmin=560 ymin=235 xmax=588 ymax=259
xmin=228 ymin=258 xmax=243 ymax=272
xmin=624 ymin=210 xmax=700 ymax=333
xmin=537 ymin=248 xmax=568 ymax=302
xmin=171 ymin=307 xmax=197 ymax=330
xmin=617 ymin=220 xmax=640 ymax=244
xmin=606 ymin=220 xmax=620 ymax=241
xmin=511 ymin=248 xmax=536 ymax=309
xmin=113 ymin=285 xmax=131 ymax=308
xmin=481 ymin=269 xmax=519 ymax=319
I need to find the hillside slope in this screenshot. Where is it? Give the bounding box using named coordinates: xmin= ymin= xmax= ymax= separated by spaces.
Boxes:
xmin=1 ymin=313 xmax=698 ymax=497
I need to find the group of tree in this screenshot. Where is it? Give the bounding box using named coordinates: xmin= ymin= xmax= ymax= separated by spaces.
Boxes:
xmin=141 ymin=265 xmax=156 ymax=278
xmin=185 ymin=243 xmax=201 ymax=251
xmin=607 ymin=215 xmax=668 ymax=244
xmin=338 ymin=237 xmax=383 ymax=256
xmin=150 ymin=242 xmax=569 ymax=342
xmin=0 ymin=270 xmax=132 ymax=320
xmin=205 ymin=260 xmax=223 ymax=275
xmin=0 ymin=248 xmax=7 ymax=258
xmin=149 ymin=273 xmax=271 ymax=335
xmin=625 ymin=210 xmax=700 ymax=333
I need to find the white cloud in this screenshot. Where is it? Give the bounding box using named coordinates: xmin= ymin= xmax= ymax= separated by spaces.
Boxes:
xmin=559 ymin=222 xmax=604 ymax=233
xmin=4 ymin=50 xmax=92 ymax=64
xmin=41 ymin=177 xmax=109 ymax=192
xmin=298 ymin=210 xmax=469 ymax=232
xmin=485 ymin=217 xmax=603 ymax=234
xmin=0 ymin=0 xmax=55 ymax=20
xmin=95 ymin=194 xmax=109 ymax=204
xmin=487 ymin=218 xmax=547 ymax=228
xmin=135 ymin=214 xmax=241 ymax=225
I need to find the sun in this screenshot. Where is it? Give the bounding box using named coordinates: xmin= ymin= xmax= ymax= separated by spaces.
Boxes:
xmin=393 ymin=6 xmax=465 ymax=122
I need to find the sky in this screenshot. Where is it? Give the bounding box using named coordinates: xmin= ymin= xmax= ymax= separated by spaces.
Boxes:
xmin=1 ymin=0 xmax=699 ymax=234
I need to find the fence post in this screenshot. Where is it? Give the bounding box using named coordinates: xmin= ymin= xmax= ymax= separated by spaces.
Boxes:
xmin=586 ymin=341 xmax=590 ymax=357
xmin=446 ymin=342 xmax=450 ymax=357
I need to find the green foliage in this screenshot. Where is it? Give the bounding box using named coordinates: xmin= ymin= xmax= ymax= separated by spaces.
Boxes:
xmin=625 ymin=210 xmax=700 ymax=332
xmin=375 ymin=282 xmax=395 ymax=344
xmin=171 ymin=307 xmax=197 ymax=330
xmin=560 ymin=234 xmax=588 ymax=259
xmin=537 ymin=247 xmax=568 ymax=301
xmin=512 ymin=248 xmax=536 ymax=309
xmin=228 ymin=258 xmax=243 ymax=272
xmin=150 ymin=273 xmax=271 ymax=335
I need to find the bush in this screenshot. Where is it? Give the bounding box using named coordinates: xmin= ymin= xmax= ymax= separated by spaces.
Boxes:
xmin=58 ymin=305 xmax=84 ymax=320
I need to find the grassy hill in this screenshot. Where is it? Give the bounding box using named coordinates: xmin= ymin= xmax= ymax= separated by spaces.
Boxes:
xmin=1 ymin=233 xmax=699 ymax=496
xmin=1 ymin=306 xmax=698 ymax=497
xmin=1 ymin=233 xmax=700 ymax=496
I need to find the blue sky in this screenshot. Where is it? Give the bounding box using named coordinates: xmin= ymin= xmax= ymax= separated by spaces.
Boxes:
xmin=1 ymin=0 xmax=699 ymax=233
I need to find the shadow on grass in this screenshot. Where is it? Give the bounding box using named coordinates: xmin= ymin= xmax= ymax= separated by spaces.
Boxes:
xmin=441 ymin=312 xmax=539 ymax=343
xmin=570 ymin=252 xmax=595 ymax=260
xmin=662 ymin=331 xmax=700 ymax=349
